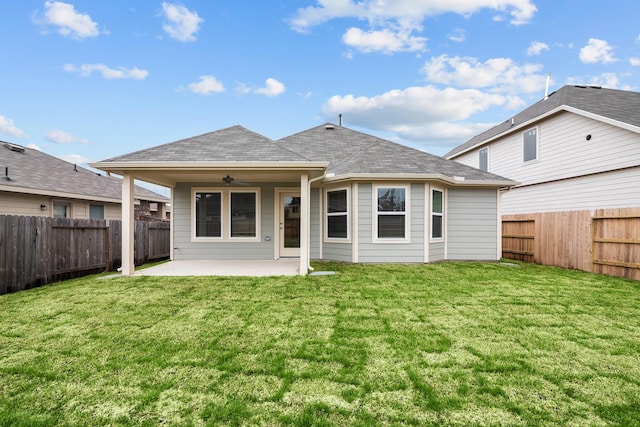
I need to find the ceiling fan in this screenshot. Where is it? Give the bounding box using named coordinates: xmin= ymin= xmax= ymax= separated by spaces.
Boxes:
xmin=222 ymin=174 xmax=250 ymax=186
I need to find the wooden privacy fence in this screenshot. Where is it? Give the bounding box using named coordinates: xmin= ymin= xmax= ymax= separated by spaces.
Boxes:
xmin=0 ymin=215 xmax=170 ymax=294
xmin=502 ymin=207 xmax=640 ymax=280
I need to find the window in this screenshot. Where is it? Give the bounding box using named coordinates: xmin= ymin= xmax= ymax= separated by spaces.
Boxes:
xmin=479 ymin=147 xmax=488 ymax=171
xmin=431 ymin=189 xmax=444 ymax=239
xmin=193 ymin=188 xmax=260 ymax=241
xmin=195 ymin=191 xmax=222 ymax=238
xmin=53 ymin=202 xmax=70 ymax=218
xmin=326 ymin=189 xmax=348 ymax=239
xmin=89 ymin=204 xmax=104 ymax=219
xmin=523 ymin=128 xmax=537 ymax=162
xmin=230 ymin=192 xmax=257 ymax=238
xmin=375 ymin=186 xmax=408 ymax=240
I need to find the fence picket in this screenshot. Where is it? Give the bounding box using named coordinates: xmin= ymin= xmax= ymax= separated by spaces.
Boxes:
xmin=0 ymin=215 xmax=170 ymax=294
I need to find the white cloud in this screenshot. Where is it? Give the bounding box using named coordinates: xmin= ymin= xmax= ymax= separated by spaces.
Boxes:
xmin=187 ymin=75 xmax=225 ymax=94
xmin=35 ymin=1 xmax=100 ymax=39
xmin=161 ymin=2 xmax=203 ymax=42
xmin=527 ymin=41 xmax=549 ymax=56
xmin=567 ymin=73 xmax=630 ymax=90
xmin=64 ymin=63 xmax=149 ymax=80
xmin=289 ymin=1 xmax=535 ymax=54
xmin=239 ymin=78 xmax=286 ymax=97
xmin=255 ymin=78 xmax=286 ymax=97
xmin=27 ymin=143 xmax=42 ymax=151
xmin=422 ymin=54 xmax=546 ymax=94
xmin=0 ymin=115 xmax=26 ymax=138
xmin=579 ymin=38 xmax=617 ymax=64
xmin=46 ymin=129 xmax=88 ymax=144
xmin=322 ymin=85 xmax=509 ymax=145
xmin=630 ymin=57 xmax=640 ymax=66
xmin=290 ymin=0 xmax=536 ymax=32
xmin=448 ymin=28 xmax=465 ymax=43
xmin=342 ymin=27 xmax=427 ymax=53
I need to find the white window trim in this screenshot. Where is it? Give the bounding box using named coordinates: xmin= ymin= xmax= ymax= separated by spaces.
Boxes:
xmin=430 ymin=187 xmax=445 ymax=242
xmin=324 ymin=186 xmax=350 ymax=243
xmin=372 ymin=184 xmax=410 ymax=244
xmin=191 ymin=187 xmax=261 ymax=242
xmin=522 ymin=126 xmax=539 ymax=164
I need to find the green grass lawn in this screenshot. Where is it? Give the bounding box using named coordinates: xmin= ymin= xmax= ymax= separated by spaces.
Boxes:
xmin=1 ymin=262 xmax=639 ymax=426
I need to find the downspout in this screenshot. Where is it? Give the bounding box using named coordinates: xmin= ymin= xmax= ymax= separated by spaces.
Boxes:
xmin=306 ymin=171 xmax=327 ymax=272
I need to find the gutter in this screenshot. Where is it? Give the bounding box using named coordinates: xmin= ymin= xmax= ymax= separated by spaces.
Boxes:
xmin=306 ymin=171 xmax=327 ymax=272
xmin=322 ymin=173 xmax=516 ymax=188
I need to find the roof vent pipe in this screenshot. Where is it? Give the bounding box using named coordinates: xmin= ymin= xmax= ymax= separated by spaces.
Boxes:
xmin=4 ymin=167 xmax=10 ymax=181
xmin=339 ymin=113 xmax=343 ymax=127
xmin=544 ymin=72 xmax=551 ymax=100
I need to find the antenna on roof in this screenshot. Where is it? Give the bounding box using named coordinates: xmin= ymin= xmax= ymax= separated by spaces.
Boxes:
xmin=544 ymin=73 xmax=551 ymax=100
xmin=338 ymin=113 xmax=343 ymax=127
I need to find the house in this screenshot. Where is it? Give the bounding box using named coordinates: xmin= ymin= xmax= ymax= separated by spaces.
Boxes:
xmin=91 ymin=124 xmax=516 ymax=275
xmin=445 ymin=85 xmax=640 ymax=214
xmin=444 ymin=85 xmax=640 ymax=278
xmin=0 ymin=141 xmax=169 ymax=220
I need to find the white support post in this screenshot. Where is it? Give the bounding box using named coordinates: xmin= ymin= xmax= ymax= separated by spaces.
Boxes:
xmin=122 ymin=174 xmax=135 ymax=275
xmin=299 ymin=173 xmax=309 ymax=275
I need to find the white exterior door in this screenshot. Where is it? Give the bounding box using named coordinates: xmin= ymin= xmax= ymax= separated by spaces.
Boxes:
xmin=279 ymin=192 xmax=301 ymax=257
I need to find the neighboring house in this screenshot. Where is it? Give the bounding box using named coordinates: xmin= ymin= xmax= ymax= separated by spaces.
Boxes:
xmin=444 ymin=85 xmax=640 ymax=278
xmin=1 ymin=141 xmax=169 ymax=220
xmin=92 ymin=124 xmax=515 ymax=275
xmin=445 ymin=85 xmax=640 ymax=214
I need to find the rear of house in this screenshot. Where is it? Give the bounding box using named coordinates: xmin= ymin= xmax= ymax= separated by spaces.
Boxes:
xmin=92 ymin=124 xmax=515 ymax=275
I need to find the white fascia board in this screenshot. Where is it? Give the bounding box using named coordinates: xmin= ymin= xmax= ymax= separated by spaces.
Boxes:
xmin=322 ymin=173 xmax=517 ymax=187
xmin=89 ymin=161 xmax=329 ymax=172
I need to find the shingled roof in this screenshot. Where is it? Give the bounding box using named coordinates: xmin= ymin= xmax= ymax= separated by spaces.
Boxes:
xmin=102 ymin=125 xmax=310 ymax=163
xmin=445 ymin=85 xmax=640 ymax=158
xmin=0 ymin=142 xmax=167 ymax=202
xmin=278 ymin=123 xmax=512 ymax=182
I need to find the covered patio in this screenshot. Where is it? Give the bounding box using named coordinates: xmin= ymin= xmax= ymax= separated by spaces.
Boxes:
xmin=133 ymin=259 xmax=300 ymax=277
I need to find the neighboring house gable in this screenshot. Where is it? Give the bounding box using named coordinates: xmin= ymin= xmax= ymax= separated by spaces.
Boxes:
xmin=445 ymin=85 xmax=640 ymax=214
xmin=0 ymin=141 xmax=168 ymax=220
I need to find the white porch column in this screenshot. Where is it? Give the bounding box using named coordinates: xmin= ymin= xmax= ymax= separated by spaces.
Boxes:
xmin=299 ymin=173 xmax=309 ymax=275
xmin=122 ymin=174 xmax=135 ymax=275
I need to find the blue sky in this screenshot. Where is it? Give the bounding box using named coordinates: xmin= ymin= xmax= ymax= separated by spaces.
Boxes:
xmin=1 ymin=1 xmax=640 ymax=185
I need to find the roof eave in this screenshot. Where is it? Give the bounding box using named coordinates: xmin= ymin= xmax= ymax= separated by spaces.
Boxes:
xmin=0 ymin=184 xmax=168 ymax=203
xmin=89 ymin=160 xmax=329 ymax=172
xmin=323 ymin=173 xmax=517 ymax=187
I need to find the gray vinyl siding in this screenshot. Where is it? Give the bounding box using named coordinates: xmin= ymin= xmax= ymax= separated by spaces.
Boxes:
xmin=429 ymin=242 xmax=445 ymax=262
xmin=454 ymin=113 xmax=640 ymax=214
xmin=173 ymin=182 xmax=287 ymax=260
xmin=322 ymin=242 xmax=353 ymax=262
xmin=357 ymin=183 xmax=424 ymax=263
xmin=446 ymin=188 xmax=498 ymax=260
xmin=310 ymin=188 xmax=321 ymax=259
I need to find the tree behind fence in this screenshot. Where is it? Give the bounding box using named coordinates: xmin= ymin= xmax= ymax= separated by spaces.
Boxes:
xmin=0 ymin=215 xmax=170 ymax=294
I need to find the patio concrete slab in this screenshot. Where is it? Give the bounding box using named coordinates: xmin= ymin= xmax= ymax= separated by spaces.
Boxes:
xmin=133 ymin=259 xmax=300 ymax=277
